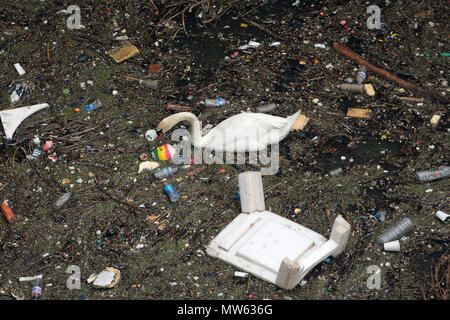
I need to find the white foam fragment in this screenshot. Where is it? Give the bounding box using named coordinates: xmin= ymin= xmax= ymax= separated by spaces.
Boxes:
xmin=14 ymin=63 xmax=25 ymax=75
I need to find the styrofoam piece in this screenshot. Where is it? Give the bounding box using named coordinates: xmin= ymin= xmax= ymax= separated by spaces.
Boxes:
xmin=384 ymin=240 xmax=400 ymax=252
xmin=19 ymin=274 xmax=42 ymax=282
xmin=0 ymin=103 xmax=49 ymax=140
xmin=91 ymin=267 xmax=121 ymax=288
xmin=238 ymin=171 xmax=265 ymax=213
xmin=239 ymin=41 xmax=261 ymax=50
xmin=206 ymin=211 xmax=351 ymax=290
xmin=234 ymin=271 xmax=248 ymax=278
xmin=14 ymin=63 xmax=26 ymax=76
xmin=138 ymin=161 xmax=160 ymax=173
xmin=436 ymin=210 xmax=449 ymax=223
xmin=145 ymin=129 xmax=157 ymax=141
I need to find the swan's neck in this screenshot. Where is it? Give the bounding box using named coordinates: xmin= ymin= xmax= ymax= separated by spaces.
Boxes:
xmin=173 ymin=113 xmax=202 ymax=146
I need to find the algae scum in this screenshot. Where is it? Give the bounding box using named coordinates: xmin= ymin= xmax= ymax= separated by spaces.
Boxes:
xmin=0 ymin=0 xmax=449 ymax=300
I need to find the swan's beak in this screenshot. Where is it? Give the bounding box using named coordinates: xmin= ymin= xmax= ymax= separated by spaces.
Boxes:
xmin=155 ymin=130 xmax=163 ymax=142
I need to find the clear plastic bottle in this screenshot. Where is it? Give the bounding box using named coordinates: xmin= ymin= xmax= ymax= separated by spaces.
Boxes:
xmin=376 ymin=218 xmax=414 ymax=246
xmin=329 ymin=168 xmax=343 ymax=177
xmin=154 ymin=164 xmax=190 ymax=179
xmin=356 ymin=65 xmax=367 ymax=84
xmin=204 ymin=98 xmax=227 ymax=107
xmin=256 ymin=103 xmax=278 ymax=113
xmin=140 ymin=79 xmax=159 ymax=89
xmin=417 ymin=166 xmax=450 ymax=183
xmin=32 ymin=276 xmax=42 ymax=300
xmin=54 ymin=192 xmax=72 ymax=210
xmin=84 ymin=99 xmax=102 ymax=112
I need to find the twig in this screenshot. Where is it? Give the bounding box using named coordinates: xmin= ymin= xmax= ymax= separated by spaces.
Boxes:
xmin=94 ymin=178 xmax=140 ymax=210
xmin=246 ymin=19 xmax=283 ymax=40
xmin=25 ymin=157 xmax=66 ymax=193
xmin=431 ymin=254 xmax=449 ymax=300
xmin=397 ymin=97 xmax=424 ymax=102
xmin=197 ymin=80 xmax=222 ymax=93
xmin=421 ymin=287 xmax=427 ymax=300
xmin=149 ymin=0 xmax=159 ymax=14
xmin=57 ymin=126 xmax=98 ymax=139
xmin=202 ymin=3 xmax=232 ymax=24
xmin=332 ymin=42 xmax=448 ymax=104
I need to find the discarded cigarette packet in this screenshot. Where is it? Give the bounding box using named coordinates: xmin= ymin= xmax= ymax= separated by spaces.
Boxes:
xmin=290 ymin=114 xmax=309 ymax=131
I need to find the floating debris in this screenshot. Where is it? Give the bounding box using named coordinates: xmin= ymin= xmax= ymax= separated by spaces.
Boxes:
xmin=26 ymin=145 xmax=43 ymax=161
xmin=108 ymin=44 xmax=139 ymax=63
xmin=138 ymin=161 xmax=160 ymax=173
xmin=376 ymin=218 xmax=414 ymax=246
xmin=13 ymin=63 xmax=26 ymax=76
xmin=436 ymin=211 xmax=449 ymax=223
xmin=89 ymin=267 xmax=121 ymax=288
xmin=346 ymin=108 xmax=372 ymax=119
xmin=430 ymin=115 xmax=441 ymax=127
xmin=2 ymin=201 xmax=17 ymax=223
xmin=54 ymin=192 xmax=72 ymax=210
xmin=417 ymin=166 xmax=450 ymax=183
xmin=0 ymin=103 xmax=49 ymax=140
xmin=384 ymin=240 xmax=400 ymax=252
xmin=290 ymin=114 xmax=309 ymax=131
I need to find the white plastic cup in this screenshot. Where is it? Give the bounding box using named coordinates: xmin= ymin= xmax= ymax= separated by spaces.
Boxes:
xmin=145 ymin=129 xmax=158 ymax=141
xmin=384 ymin=240 xmax=400 ymax=252
xmin=436 ymin=211 xmax=449 ymax=223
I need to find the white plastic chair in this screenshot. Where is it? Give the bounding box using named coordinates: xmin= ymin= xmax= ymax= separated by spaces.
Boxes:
xmin=206 ymin=172 xmax=351 ymax=290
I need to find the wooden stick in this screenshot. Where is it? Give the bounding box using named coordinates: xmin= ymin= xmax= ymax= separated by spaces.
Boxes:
xmin=397 ymin=97 xmax=424 ymax=102
xmin=149 ymin=0 xmax=159 ymax=14
xmin=332 ymin=42 xmax=448 ymax=104
xmin=125 ymin=76 xmax=140 ymax=81
xmin=246 ymin=19 xmax=283 ymax=40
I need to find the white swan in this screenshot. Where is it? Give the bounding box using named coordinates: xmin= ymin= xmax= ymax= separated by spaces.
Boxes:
xmin=156 ymin=110 xmax=301 ymax=152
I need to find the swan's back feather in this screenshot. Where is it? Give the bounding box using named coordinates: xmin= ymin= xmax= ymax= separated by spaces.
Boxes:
xmin=201 ymin=110 xmax=301 ymax=152
xmin=212 ymin=112 xmax=288 ymax=131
